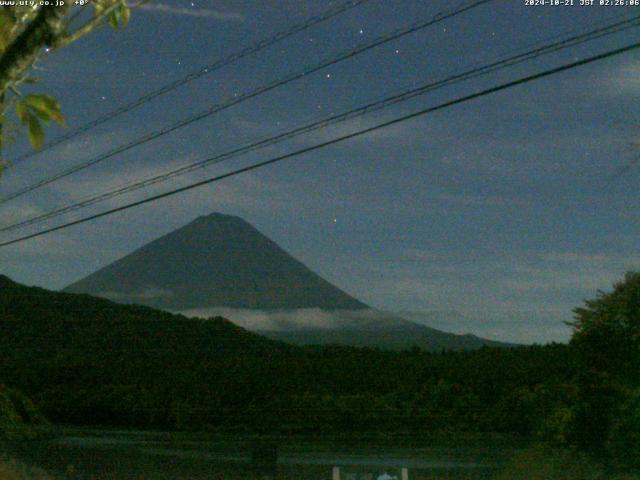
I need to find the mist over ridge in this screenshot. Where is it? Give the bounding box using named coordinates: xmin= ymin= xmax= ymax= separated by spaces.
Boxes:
xmin=64 ymin=212 xmax=509 ymax=350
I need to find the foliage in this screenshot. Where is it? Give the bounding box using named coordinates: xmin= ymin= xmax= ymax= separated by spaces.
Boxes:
xmin=15 ymin=94 xmax=64 ymax=149
xmin=495 ymin=445 xmax=639 ymax=480
xmin=2 ymin=273 xmax=639 ymax=476
xmin=565 ymin=272 xmax=640 ymax=471
xmin=0 ymin=456 xmax=55 ymax=480
xmin=570 ymin=271 xmax=640 ymax=386
xmin=0 ymin=385 xmax=48 ymax=440
xmin=606 ymin=387 xmax=640 ymax=470
xmin=0 ymin=275 xmax=576 ymax=436
xmin=0 ymin=0 xmax=132 ymax=159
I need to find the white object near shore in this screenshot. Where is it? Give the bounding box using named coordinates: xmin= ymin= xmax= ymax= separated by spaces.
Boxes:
xmin=330 ymin=467 xmax=409 ymax=479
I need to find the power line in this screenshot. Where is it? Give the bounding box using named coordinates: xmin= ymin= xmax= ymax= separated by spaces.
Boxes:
xmin=0 ymin=0 xmax=493 ymax=206
xmin=8 ymin=0 xmax=374 ymax=165
xmin=2 ymin=13 xmax=637 ymax=234
xmin=1 ymin=40 xmax=638 ymax=249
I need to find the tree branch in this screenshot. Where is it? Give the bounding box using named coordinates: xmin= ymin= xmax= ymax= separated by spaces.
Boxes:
xmin=0 ymin=5 xmax=71 ymax=97
xmin=51 ymin=2 xmax=122 ymax=50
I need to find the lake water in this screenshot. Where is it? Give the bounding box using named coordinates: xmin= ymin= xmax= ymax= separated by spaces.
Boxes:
xmin=4 ymin=428 xmax=515 ymax=479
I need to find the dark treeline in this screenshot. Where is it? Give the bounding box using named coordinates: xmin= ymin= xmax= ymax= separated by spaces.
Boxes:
xmin=0 ymin=273 xmax=637 ymax=473
xmin=1 ymin=318 xmax=575 ymax=435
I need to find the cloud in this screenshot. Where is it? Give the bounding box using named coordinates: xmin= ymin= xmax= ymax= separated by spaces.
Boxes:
xmin=501 ymin=252 xmax=640 ymax=294
xmin=139 ymin=3 xmax=244 ymax=21
xmin=176 ymin=307 xmax=403 ymax=331
xmin=542 ymin=252 xmax=609 ymax=264
xmin=341 ymin=249 xmax=640 ymax=344
xmin=0 ymin=225 xmax=125 ymax=290
xmin=602 ymin=59 xmax=640 ymax=97
xmin=0 ymin=204 xmax=45 ymax=225
xmin=0 ymin=230 xmax=81 ymax=257
xmin=1 ymin=127 xmax=141 ymax=199
xmin=28 ymin=128 xmax=304 ymax=221
xmin=178 ymin=305 xmax=561 ymax=345
xmin=290 ymin=112 xmax=416 ymax=148
xmin=392 ymin=309 xmax=566 ymax=344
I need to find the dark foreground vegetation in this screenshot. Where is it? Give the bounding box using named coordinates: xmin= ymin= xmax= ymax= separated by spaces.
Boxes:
xmin=0 ymin=272 xmax=638 ymax=478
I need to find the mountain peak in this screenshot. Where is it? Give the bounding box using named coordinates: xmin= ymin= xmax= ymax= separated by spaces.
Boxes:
xmin=64 ymin=213 xmax=367 ymax=311
xmin=179 ymin=212 xmax=257 ymax=236
xmin=60 ymin=214 xmax=508 ymax=350
xmin=195 ymin=212 xmax=245 ymax=223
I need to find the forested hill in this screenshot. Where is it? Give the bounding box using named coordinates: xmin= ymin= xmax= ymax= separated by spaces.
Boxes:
xmin=0 ymin=275 xmax=302 ymax=426
xmin=0 ymin=274 xmax=576 ymax=435
xmin=0 ymin=273 xmax=287 ymax=356
xmin=1 ymin=273 xmax=266 ymax=338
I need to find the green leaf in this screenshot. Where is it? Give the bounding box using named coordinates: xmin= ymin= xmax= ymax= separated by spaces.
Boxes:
xmin=15 ymin=95 xmax=65 ymax=151
xmin=15 ymin=100 xmax=29 ymax=124
xmin=0 ymin=10 xmax=15 ymax=53
xmin=108 ymin=2 xmax=130 ymax=30
xmin=29 ymin=107 xmax=53 ymax=123
xmin=108 ymin=8 xmax=121 ymax=29
xmin=120 ymin=4 xmax=130 ymax=27
xmin=26 ymin=114 xmax=44 ymax=150
xmin=23 ymin=94 xmax=65 ymax=125
xmin=93 ymin=0 xmax=108 ymax=16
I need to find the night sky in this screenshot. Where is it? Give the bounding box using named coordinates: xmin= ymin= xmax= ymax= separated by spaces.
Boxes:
xmin=1 ymin=0 xmax=639 ymax=343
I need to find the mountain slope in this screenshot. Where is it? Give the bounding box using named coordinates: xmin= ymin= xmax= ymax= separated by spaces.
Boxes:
xmin=64 ymin=213 xmax=366 ymax=311
xmin=0 ymin=275 xmax=296 ymax=426
xmin=179 ymin=306 xmax=510 ymax=350
xmin=0 ymin=274 xmax=283 ymax=356
xmin=63 ymin=213 xmax=509 ymax=350
xmin=0 ymin=275 xmax=571 ymax=438
xmin=261 ymin=324 xmax=507 ymax=351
